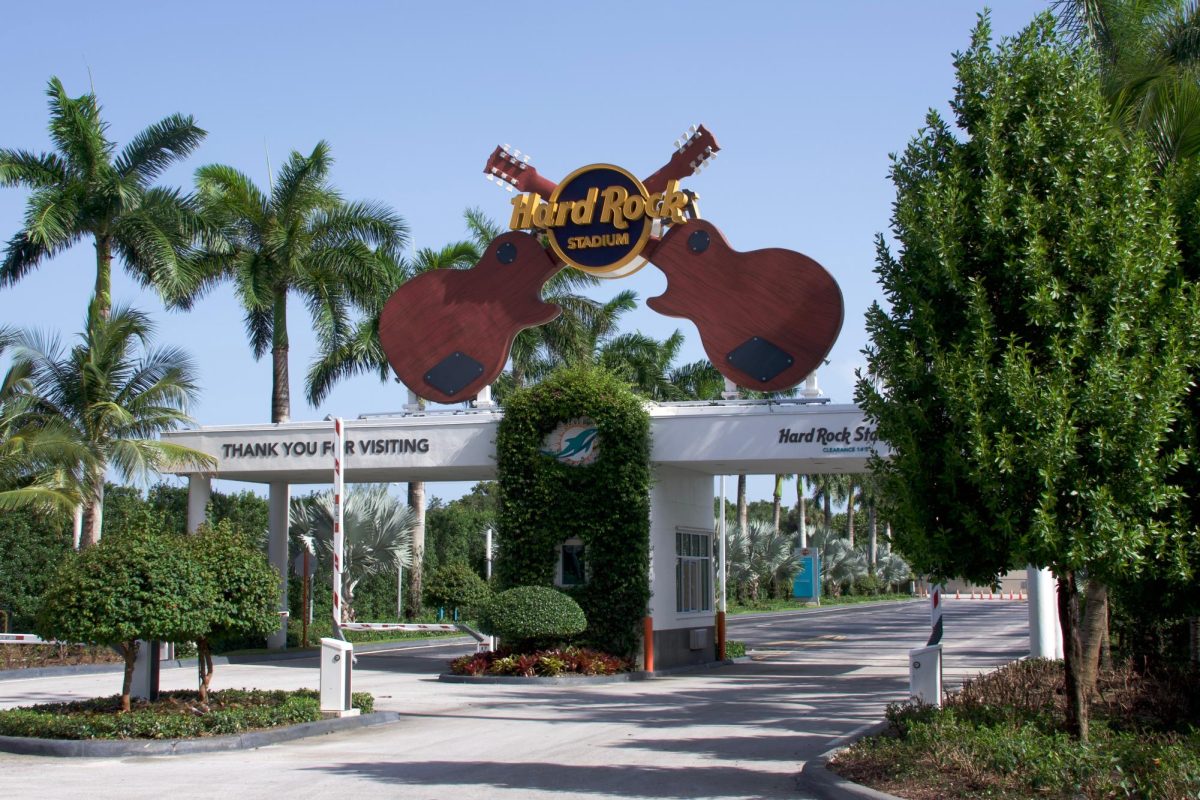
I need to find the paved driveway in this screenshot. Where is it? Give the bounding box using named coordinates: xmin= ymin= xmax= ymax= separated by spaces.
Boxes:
xmin=0 ymin=599 xmax=1028 ymax=799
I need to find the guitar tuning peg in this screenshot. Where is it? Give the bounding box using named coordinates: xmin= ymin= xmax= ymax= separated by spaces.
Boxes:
xmin=522 ymin=154 xmax=531 ymax=163
xmin=690 ymin=160 xmax=698 ymax=170
xmin=486 ymin=174 xmax=495 ymax=182
xmin=502 ymin=143 xmax=512 ymax=153
xmin=518 ymin=162 xmax=527 ymax=170
xmin=690 ymin=124 xmax=699 ymax=134
xmin=674 ymin=139 xmax=682 ymax=149
xmin=512 ymin=148 xmax=522 ymax=159
xmin=504 ymin=183 xmax=514 ymax=192
xmin=509 ymin=176 xmax=518 ymax=186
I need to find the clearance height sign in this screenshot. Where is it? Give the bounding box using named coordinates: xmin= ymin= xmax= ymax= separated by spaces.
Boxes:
xmin=508 ymin=163 xmax=689 ymax=277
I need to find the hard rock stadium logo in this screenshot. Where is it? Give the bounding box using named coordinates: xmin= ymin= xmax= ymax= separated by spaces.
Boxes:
xmin=508 ymin=163 xmax=690 ymax=276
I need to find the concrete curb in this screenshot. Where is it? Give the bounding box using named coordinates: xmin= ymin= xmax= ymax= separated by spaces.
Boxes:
xmin=797 ymin=720 xmax=906 ymax=800
xmin=0 ymin=636 xmax=474 ymax=682
xmin=0 ymin=711 xmax=402 ymax=758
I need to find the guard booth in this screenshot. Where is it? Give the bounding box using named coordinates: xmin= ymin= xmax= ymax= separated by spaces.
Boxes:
xmin=163 ymin=400 xmax=884 ymax=670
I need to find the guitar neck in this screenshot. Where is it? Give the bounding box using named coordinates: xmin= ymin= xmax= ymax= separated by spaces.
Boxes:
xmin=485 ymin=124 xmax=718 ymax=204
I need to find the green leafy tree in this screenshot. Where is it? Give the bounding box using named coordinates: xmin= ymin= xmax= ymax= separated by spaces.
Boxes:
xmin=424 ymin=562 xmax=491 ymax=617
xmin=0 ymin=77 xmax=205 ymax=319
xmin=36 ymin=513 xmax=210 ymax=711
xmin=183 ymin=521 xmax=280 ymax=701
xmin=4 ymin=302 xmax=212 ymax=547
xmin=857 ymin=15 xmax=1199 ymax=739
xmin=1057 ymin=0 xmax=1200 ymax=668
xmin=191 ymin=141 xmax=408 ymax=424
xmin=0 ymin=506 xmax=72 ymax=631
xmin=425 ymin=482 xmax=497 ymax=577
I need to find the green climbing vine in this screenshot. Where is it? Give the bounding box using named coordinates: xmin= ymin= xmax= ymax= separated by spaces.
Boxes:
xmin=496 ymin=366 xmax=651 ymax=657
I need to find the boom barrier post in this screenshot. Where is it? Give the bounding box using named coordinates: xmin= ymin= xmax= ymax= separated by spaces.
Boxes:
xmin=332 ymin=417 xmax=346 ymax=641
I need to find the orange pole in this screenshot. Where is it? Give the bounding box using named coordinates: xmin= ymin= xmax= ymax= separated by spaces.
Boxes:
xmin=643 ymin=616 xmax=654 ymax=672
xmin=716 ymin=610 xmax=727 ymax=660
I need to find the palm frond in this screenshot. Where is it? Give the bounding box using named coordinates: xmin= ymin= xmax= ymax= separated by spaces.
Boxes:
xmin=115 ymin=113 xmax=206 ymax=184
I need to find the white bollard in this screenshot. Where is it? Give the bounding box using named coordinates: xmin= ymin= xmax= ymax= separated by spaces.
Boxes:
xmin=319 ymin=637 xmax=358 ymax=717
xmin=909 ymin=643 xmax=942 ymax=707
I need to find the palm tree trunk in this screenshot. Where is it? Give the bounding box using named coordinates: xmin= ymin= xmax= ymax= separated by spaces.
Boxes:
xmin=81 ymin=468 xmax=105 ymax=548
xmin=271 ymin=290 xmax=290 ymax=424
xmin=406 ymin=481 xmax=426 ymax=619
xmin=772 ymin=475 xmax=783 ymax=533
xmin=797 ymin=476 xmax=807 ymax=549
xmin=72 ymin=505 xmax=83 ymax=550
xmin=823 ymin=481 xmax=832 ymax=531
xmin=846 ymin=481 xmax=856 ymax=548
xmin=94 ymin=235 xmax=113 ymax=321
xmin=737 ymin=475 xmax=748 ymax=536
xmin=868 ymin=501 xmax=878 ymax=569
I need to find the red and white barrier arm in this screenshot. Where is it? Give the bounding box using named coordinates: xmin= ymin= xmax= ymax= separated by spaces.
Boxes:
xmin=338 ymin=622 xmax=488 ymax=644
xmin=0 ymin=633 xmax=52 ymax=644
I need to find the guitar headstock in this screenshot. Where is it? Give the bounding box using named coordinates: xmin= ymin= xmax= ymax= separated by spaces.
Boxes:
xmin=643 ymin=124 xmax=720 ymax=194
xmin=483 ymin=144 xmax=558 ymax=198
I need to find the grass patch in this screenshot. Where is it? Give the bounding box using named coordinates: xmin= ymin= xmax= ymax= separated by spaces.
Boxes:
xmin=0 ymin=688 xmax=374 ymax=740
xmin=725 ymin=640 xmax=747 ymax=658
xmin=833 ymin=659 xmax=1200 ymax=799
xmin=728 ymin=593 xmax=913 ymax=615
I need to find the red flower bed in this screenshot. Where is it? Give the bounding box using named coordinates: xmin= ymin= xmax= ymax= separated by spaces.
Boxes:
xmin=450 ymin=646 xmax=633 ymax=677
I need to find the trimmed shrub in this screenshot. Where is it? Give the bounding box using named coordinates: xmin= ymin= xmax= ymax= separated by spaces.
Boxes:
xmin=478 ymin=585 xmax=586 ymax=651
xmin=424 ymin=562 xmax=491 ymax=616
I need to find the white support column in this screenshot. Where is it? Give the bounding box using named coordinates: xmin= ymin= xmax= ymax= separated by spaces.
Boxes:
xmin=1027 ymin=565 xmax=1063 ymax=659
xmin=267 ymin=482 xmax=290 ymax=650
xmin=187 ymin=475 xmax=211 ymax=533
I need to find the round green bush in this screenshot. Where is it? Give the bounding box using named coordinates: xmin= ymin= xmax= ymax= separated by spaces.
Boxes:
xmin=478 ymin=586 xmax=587 ymax=650
xmin=424 ymin=562 xmax=492 ymax=615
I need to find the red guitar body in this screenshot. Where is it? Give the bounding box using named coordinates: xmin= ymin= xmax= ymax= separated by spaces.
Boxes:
xmin=646 ymin=219 xmax=844 ymax=393
xmin=378 ymin=231 xmax=563 ymax=404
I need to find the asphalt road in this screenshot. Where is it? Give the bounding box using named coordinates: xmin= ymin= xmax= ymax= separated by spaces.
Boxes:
xmin=0 ymin=598 xmax=1029 ymax=799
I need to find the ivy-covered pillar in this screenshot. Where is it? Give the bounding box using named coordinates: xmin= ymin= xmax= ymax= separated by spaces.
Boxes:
xmin=496 ymin=367 xmax=651 ymax=659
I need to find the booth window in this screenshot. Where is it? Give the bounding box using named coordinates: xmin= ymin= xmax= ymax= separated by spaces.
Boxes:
xmin=676 ymin=528 xmax=712 ymax=613
xmin=557 ymin=539 xmax=586 ymax=587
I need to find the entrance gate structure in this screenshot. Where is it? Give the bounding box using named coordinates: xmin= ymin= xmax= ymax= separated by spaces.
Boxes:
xmin=163 ymin=398 xmax=883 ymax=669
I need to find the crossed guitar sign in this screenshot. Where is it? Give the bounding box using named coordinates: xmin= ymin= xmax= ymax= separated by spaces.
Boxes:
xmin=378 ymin=126 xmax=844 ymax=405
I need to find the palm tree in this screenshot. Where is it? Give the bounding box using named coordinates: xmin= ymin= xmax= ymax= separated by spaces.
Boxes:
xmin=0 ymin=327 xmax=89 ymax=516
xmin=3 ymin=301 xmax=213 ymax=546
xmin=291 ymin=484 xmax=414 ymax=621
xmin=190 ymin=141 xmax=408 ymax=423
xmin=0 ymin=77 xmax=205 ymax=319
xmin=725 ymin=519 xmax=801 ymax=602
xmin=810 ymin=474 xmax=838 ymax=534
xmin=821 ymin=537 xmax=868 ymax=597
xmin=1055 ymin=0 xmax=1200 ymax=168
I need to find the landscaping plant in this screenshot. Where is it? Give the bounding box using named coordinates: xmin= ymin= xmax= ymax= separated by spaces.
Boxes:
xmin=36 ymin=513 xmax=210 ymax=711
xmin=478 ymin=585 xmax=587 ymax=652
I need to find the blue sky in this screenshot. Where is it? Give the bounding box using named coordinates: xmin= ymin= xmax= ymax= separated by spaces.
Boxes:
xmin=0 ymin=1 xmax=1049 ymax=504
